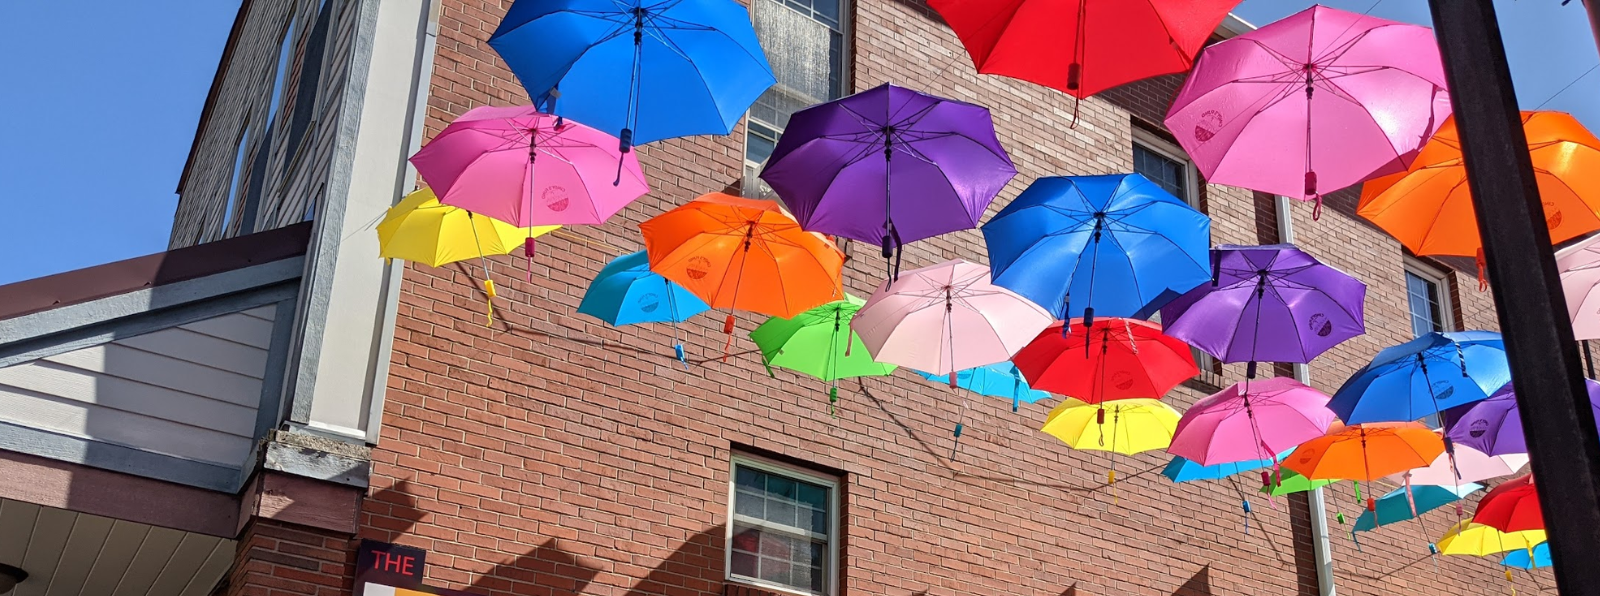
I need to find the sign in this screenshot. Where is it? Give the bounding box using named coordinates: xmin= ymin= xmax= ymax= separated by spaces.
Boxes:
xmin=356 ymin=540 xmax=425 ymax=590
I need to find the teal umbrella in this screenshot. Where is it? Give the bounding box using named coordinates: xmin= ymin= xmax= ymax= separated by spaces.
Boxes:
xmin=913 ymin=362 xmax=1051 ymax=412
xmin=1355 ymin=483 xmax=1482 ymax=531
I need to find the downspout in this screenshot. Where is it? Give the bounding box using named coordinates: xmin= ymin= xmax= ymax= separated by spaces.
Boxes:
xmin=1276 ymin=194 xmax=1337 ymax=596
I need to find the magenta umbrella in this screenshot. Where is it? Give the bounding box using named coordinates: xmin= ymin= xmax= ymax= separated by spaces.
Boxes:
xmin=1169 ymin=378 xmax=1336 ymax=466
xmin=411 ymin=105 xmax=649 ymax=228
xmin=1164 ymin=5 xmax=1451 ymax=217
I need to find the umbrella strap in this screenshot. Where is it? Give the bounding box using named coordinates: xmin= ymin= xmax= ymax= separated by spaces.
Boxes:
xmin=467 ymin=212 xmax=496 ymax=327
xmin=665 ymin=279 xmax=688 ymax=370
xmin=615 ymin=10 xmax=645 ymax=187
xmin=1477 ymin=248 xmax=1490 ymax=291
xmin=526 ymin=131 xmax=539 ymax=284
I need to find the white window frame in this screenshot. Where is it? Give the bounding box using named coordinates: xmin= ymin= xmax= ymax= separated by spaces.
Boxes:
xmin=1403 ymin=256 xmax=1456 ymax=336
xmin=1132 ymin=127 xmax=1201 ymax=210
xmin=741 ymin=0 xmax=852 ymax=196
xmin=726 ymin=453 xmax=840 ymax=596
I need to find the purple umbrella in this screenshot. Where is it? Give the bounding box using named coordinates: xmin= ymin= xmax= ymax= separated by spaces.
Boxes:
xmin=1445 ymin=380 xmax=1600 ymax=456
xmin=1160 ymin=245 xmax=1366 ymax=376
xmin=759 ymin=83 xmax=1016 ymax=278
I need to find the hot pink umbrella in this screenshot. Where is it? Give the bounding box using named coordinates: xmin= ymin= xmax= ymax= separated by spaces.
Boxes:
xmin=1385 ymin=443 xmax=1529 ymax=486
xmin=1164 ymin=5 xmax=1451 ymax=217
xmin=1557 ymin=234 xmax=1600 ymax=340
xmin=1169 ymin=378 xmax=1336 ymax=466
xmin=410 ymin=106 xmax=649 ymax=228
xmin=851 ymin=260 xmax=1053 ymax=378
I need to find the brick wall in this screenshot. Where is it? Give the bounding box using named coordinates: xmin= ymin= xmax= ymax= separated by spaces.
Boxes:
xmin=357 ymin=1 xmax=1555 ymax=596
xmin=225 ymin=519 xmax=356 ymax=596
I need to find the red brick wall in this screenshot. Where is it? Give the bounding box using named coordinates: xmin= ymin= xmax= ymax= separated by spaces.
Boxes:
xmin=357 ymin=1 xmax=1555 ymax=596
xmin=226 ymin=519 xmax=356 ymax=596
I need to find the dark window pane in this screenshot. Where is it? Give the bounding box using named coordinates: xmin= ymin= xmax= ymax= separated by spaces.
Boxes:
xmin=798 ymin=483 xmax=827 ymax=508
xmin=760 ymin=531 xmax=794 ymax=558
xmin=731 ymin=552 xmax=758 ymax=577
xmin=768 ymin=476 xmax=797 ymax=500
xmin=768 ymin=499 xmax=798 ymax=527
xmin=811 ymin=507 xmax=828 ymax=535
xmin=736 ymin=466 xmax=762 ymax=489
xmin=735 ymin=489 xmax=765 ymax=518
xmin=732 ymin=526 xmax=761 ymax=554
xmin=760 ymin=559 xmax=792 ymax=585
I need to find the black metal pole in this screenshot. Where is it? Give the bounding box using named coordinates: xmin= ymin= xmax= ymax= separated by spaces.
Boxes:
xmin=1427 ymin=1 xmax=1600 ymax=594
xmin=1584 ymin=0 xmax=1600 ymax=59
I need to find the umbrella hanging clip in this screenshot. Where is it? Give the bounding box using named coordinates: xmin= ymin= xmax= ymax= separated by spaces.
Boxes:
xmin=1242 ymin=499 xmax=1252 ymax=535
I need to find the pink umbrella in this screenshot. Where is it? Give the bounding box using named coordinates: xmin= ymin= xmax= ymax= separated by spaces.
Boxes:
xmin=410 ymin=106 xmax=649 ymax=228
xmin=851 ymin=260 xmax=1053 ymax=378
xmin=1385 ymin=443 xmax=1529 ymax=486
xmin=1164 ymin=5 xmax=1451 ymax=218
xmin=1170 ymin=378 xmax=1336 ymax=466
xmin=1557 ymin=234 xmax=1600 ymax=340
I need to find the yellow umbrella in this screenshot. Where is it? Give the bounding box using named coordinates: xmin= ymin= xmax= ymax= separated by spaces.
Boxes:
xmin=378 ymin=187 xmax=558 ymax=324
xmin=1043 ymin=398 xmax=1179 ymax=492
xmin=1436 ymin=520 xmax=1547 ymax=556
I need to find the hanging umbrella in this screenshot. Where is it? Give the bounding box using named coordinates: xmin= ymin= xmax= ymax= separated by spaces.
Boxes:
xmin=641 ymin=193 xmax=845 ymax=353
xmin=1165 ymin=5 xmax=1452 ymax=216
xmin=1474 ymin=474 xmax=1544 ymax=533
xmin=1327 ymin=331 xmax=1510 ymax=425
xmin=1160 ymin=245 xmax=1366 ymax=375
xmin=1012 ymin=318 xmax=1198 ymax=404
xmin=377 ymin=188 xmax=559 ymax=324
xmin=1287 ymin=422 xmax=1444 ymax=487
xmin=1502 ymin=543 xmax=1551 ymax=569
xmin=578 ymin=250 xmax=710 ymax=364
xmin=1359 ymin=111 xmax=1600 ymax=280
xmin=750 ymin=295 xmax=896 ymax=410
xmin=1558 ymin=234 xmax=1600 ymax=340
xmin=851 ymin=260 xmax=1053 ymax=377
xmin=1354 ymin=483 xmax=1482 ymax=532
xmin=913 ymin=362 xmax=1052 ymax=413
xmin=1386 ymin=444 xmax=1530 ymax=487
xmin=1044 ymin=398 xmax=1179 ymax=488
xmin=1169 ymin=378 xmax=1337 ymax=466
xmin=926 ymin=0 xmax=1238 ymax=100
xmin=1445 ymin=380 xmax=1600 ymax=456
xmin=1165 ymin=451 xmax=1290 ymax=483
xmin=410 ymin=106 xmax=649 ymax=230
xmin=759 ymin=84 xmax=1016 ymax=278
xmin=1261 ymin=468 xmax=1336 ymax=497
xmin=489 ymin=0 xmax=775 ymax=166
xmin=984 ymin=174 xmax=1210 ymax=325
xmin=1436 ymin=521 xmax=1545 ymax=557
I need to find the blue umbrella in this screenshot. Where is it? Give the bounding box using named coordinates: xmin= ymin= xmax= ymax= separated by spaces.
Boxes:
xmin=579 ymin=251 xmax=710 ymax=363
xmin=913 ymin=363 xmax=1051 ymax=412
xmin=1354 ymin=483 xmax=1481 ymax=531
xmin=489 ymin=0 xmax=775 ymax=169
xmin=1163 ymin=453 xmax=1284 ymax=483
xmin=1502 ymin=542 xmax=1551 ymax=569
xmin=1328 ymin=331 xmax=1510 ymax=425
xmin=982 ymin=174 xmax=1210 ymax=328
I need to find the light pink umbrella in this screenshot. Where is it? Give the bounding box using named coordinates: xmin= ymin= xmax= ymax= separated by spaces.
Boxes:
xmin=851 ymin=260 xmax=1053 ymax=378
xmin=1169 ymin=378 xmax=1336 ymax=466
xmin=1558 ymin=234 xmax=1600 ymax=340
xmin=1385 ymin=443 xmax=1530 ymax=486
xmin=410 ymin=105 xmax=649 ymax=228
xmin=1164 ymin=5 xmax=1451 ymax=218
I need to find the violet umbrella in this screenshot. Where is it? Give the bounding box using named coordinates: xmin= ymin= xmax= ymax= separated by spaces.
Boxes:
xmin=759 ymin=84 xmax=1017 ymax=278
xmin=1169 ymin=377 xmax=1336 ymax=467
xmin=1160 ymin=245 xmax=1366 ymax=378
xmin=1164 ymin=5 xmax=1451 ymax=217
xmin=1444 ymin=380 xmax=1600 ymax=456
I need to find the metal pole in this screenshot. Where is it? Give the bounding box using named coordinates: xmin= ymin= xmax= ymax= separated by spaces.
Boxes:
xmin=1427 ymin=1 xmax=1600 ymax=593
xmin=1584 ymin=0 xmax=1600 ymax=58
xmin=1277 ymin=194 xmax=1335 ymax=596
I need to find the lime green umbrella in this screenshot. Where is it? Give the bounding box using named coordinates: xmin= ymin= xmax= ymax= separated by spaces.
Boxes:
xmin=1261 ymin=468 xmax=1337 ymax=497
xmin=751 ymin=295 xmax=896 ymax=411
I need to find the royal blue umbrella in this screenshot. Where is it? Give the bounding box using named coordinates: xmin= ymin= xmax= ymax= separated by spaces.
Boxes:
xmin=578 ymin=250 xmax=710 ymax=363
xmin=913 ymin=362 xmax=1051 ymax=412
xmin=1162 ymin=453 xmax=1283 ymax=483
xmin=490 ymin=0 xmax=775 ymax=176
xmin=1354 ymin=483 xmax=1481 ymax=532
xmin=1328 ymin=331 xmax=1510 ymax=425
xmin=1502 ymin=542 xmax=1551 ymax=569
xmin=983 ymin=174 xmax=1211 ymax=328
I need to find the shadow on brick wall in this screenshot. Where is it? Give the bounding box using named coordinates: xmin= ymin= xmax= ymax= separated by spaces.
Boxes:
xmin=467 ymin=538 xmax=601 ymax=596
xmin=630 ymin=526 xmax=725 ymax=596
xmin=1173 ymin=565 xmax=1212 ymax=596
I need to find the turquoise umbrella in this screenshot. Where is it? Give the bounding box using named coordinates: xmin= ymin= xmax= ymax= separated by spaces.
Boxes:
xmin=1163 ymin=453 xmax=1285 ymax=483
xmin=914 ymin=362 xmax=1051 ymax=412
xmin=1354 ymin=483 xmax=1482 ymax=532
xmin=578 ymin=251 xmax=710 ymax=365
xmin=1502 ymin=543 xmax=1551 ymax=569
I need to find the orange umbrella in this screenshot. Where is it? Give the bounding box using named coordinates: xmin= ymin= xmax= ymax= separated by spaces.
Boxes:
xmin=1359 ymin=111 xmax=1600 ymax=285
xmin=1287 ymin=422 xmax=1444 ymax=483
xmin=642 ymin=193 xmax=846 ymax=352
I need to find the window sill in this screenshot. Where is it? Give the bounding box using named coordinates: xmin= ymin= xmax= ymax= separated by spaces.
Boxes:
xmin=724 ymin=579 xmax=817 ymax=596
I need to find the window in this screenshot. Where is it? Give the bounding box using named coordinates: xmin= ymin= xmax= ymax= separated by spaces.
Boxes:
xmin=1132 ymin=128 xmax=1200 ymax=209
xmin=267 ymin=19 xmax=297 ymax=130
xmin=223 ymin=127 xmax=252 ymax=237
xmin=743 ymin=0 xmax=848 ymax=196
xmin=728 ymin=455 xmax=838 ymax=596
xmin=1405 ymin=259 xmax=1454 ymax=338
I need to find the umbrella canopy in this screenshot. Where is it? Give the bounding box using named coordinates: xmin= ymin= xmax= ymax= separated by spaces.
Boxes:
xmin=851 ymin=260 xmax=1053 ymax=376
xmin=1165 ymin=452 xmax=1289 ymax=483
xmin=377 ymin=188 xmax=559 ymax=268
xmin=1386 ymin=444 xmax=1530 ymax=487
xmin=1354 ymin=483 xmax=1482 ymax=532
xmin=984 ymin=174 xmax=1211 ymax=323
xmin=641 ymin=193 xmax=844 ymax=319
xmin=1286 ymin=422 xmax=1445 ymax=483
xmin=410 ymin=106 xmax=649 ymax=228
xmin=759 ymin=84 xmax=1016 ymax=275
xmin=1169 ymin=378 xmax=1337 ymax=466
xmin=1437 ymin=521 xmax=1546 ymax=557
xmin=1160 ymin=245 xmax=1367 ymax=366
xmin=913 ymin=362 xmax=1052 ymax=413
xmin=489 ymin=0 xmax=775 ymax=151
xmin=1042 ymin=398 xmax=1179 ymax=456
xmin=1013 ymin=318 xmax=1198 ymax=404
xmin=1557 ymin=234 xmax=1600 ymax=340
xmin=751 ymin=295 xmax=896 ymax=388
xmin=1165 ymin=5 xmax=1452 ymax=209
xmin=578 ymin=250 xmax=709 ymax=326
xmin=926 ymin=0 xmax=1239 ymax=99
xmin=1328 ymin=331 xmax=1510 ymax=425
xmin=1474 ymin=475 xmax=1543 ymax=533
xmin=1359 ymin=111 xmax=1600 ymax=259
xmin=1502 ymin=543 xmax=1551 ymax=570
xmin=1261 ymin=468 xmax=1336 ymax=496
xmin=1445 ymin=380 xmax=1600 ymax=456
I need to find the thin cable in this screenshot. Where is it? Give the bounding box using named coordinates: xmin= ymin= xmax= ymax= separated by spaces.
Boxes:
xmin=1535 ymin=63 xmax=1598 ymax=109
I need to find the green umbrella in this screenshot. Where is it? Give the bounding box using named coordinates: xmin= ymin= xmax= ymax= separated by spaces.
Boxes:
xmin=751 ymin=295 xmax=896 ymax=411
xmin=1260 ymin=468 xmax=1337 ymax=497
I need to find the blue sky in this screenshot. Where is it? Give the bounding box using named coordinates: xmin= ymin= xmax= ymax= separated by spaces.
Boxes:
xmin=0 ymin=0 xmax=1594 ymax=286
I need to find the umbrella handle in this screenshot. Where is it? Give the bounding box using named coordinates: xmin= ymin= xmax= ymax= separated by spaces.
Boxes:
xmin=614 ymin=129 xmax=633 ymax=187
xmin=482 ymin=279 xmax=497 ymax=327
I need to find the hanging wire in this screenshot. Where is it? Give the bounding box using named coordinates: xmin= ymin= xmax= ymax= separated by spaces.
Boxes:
xmin=1535 ymin=63 xmax=1598 ymax=109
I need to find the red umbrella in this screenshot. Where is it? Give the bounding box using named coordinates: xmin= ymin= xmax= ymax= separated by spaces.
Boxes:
xmin=1013 ymin=318 xmax=1198 ymax=403
xmin=1474 ymin=474 xmax=1544 ymax=533
xmin=927 ymin=0 xmax=1241 ymax=100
